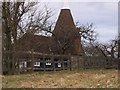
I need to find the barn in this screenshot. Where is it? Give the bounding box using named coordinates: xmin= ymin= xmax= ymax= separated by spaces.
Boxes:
xmin=3 ymin=7 xmax=84 ymax=74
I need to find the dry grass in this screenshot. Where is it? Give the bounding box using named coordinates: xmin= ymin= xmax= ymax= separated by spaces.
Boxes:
xmin=2 ymin=69 xmax=118 ymax=88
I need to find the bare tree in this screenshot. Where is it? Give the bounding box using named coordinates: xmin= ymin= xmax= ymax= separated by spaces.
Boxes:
xmin=52 ymin=28 xmax=79 ymax=54
xmin=76 ymin=23 xmax=98 ymax=44
xmin=96 ymin=39 xmax=118 ymax=59
xmin=48 ymin=23 xmax=97 ymax=55
xmin=2 ymin=1 xmax=53 ymax=74
xmin=2 ymin=1 xmax=53 ymax=51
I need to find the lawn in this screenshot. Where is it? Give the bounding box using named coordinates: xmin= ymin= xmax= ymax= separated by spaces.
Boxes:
xmin=2 ymin=69 xmax=119 ymax=88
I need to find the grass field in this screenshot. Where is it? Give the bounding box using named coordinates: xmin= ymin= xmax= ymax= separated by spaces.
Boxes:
xmin=2 ymin=69 xmax=119 ymax=88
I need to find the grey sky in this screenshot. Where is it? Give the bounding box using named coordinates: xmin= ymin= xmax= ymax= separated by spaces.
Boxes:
xmin=40 ymin=2 xmax=118 ymax=43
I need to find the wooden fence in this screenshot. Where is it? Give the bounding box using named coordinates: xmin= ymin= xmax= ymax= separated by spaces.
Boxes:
xmin=2 ymin=50 xmax=71 ymax=74
xmin=2 ymin=51 xmax=118 ymax=75
xmin=69 ymin=55 xmax=118 ymax=69
xmin=83 ymin=56 xmax=118 ymax=69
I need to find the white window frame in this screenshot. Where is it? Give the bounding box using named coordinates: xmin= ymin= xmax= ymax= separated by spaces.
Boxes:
xmin=34 ymin=62 xmax=40 ymax=66
xmin=58 ymin=63 xmax=61 ymax=67
xmin=46 ymin=62 xmax=51 ymax=65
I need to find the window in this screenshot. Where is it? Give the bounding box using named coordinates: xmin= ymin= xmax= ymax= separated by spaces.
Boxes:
xmin=19 ymin=61 xmax=27 ymax=68
xmin=46 ymin=62 xmax=51 ymax=65
xmin=34 ymin=62 xmax=40 ymax=66
xmin=58 ymin=63 xmax=61 ymax=68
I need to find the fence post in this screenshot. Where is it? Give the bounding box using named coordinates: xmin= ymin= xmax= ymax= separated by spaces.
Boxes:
xmin=31 ymin=49 xmax=34 ymax=73
xmin=17 ymin=57 xmax=20 ymax=74
xmin=12 ymin=51 xmax=15 ymax=74
xmin=43 ymin=55 xmax=46 ymax=71
xmin=62 ymin=55 xmax=64 ymax=70
xmin=52 ymin=55 xmax=55 ymax=71
xmin=69 ymin=55 xmax=71 ymax=71
xmin=7 ymin=52 xmax=11 ymax=74
xmin=77 ymin=56 xmax=79 ymax=69
xmin=16 ymin=52 xmax=20 ymax=74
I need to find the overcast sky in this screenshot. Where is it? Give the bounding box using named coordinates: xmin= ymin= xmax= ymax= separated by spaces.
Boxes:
xmin=39 ymin=2 xmax=118 ymax=43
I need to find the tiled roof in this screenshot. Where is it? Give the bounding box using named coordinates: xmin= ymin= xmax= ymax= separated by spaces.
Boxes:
xmin=15 ymin=9 xmax=84 ymax=55
xmin=16 ymin=33 xmax=54 ymax=54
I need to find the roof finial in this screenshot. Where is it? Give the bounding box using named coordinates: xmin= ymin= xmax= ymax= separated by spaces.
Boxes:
xmin=61 ymin=0 xmax=70 ymax=9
